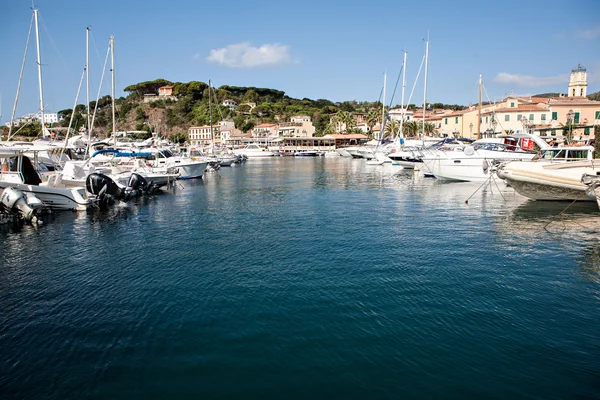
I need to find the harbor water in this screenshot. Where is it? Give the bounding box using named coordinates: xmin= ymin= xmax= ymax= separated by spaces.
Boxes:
xmin=1 ymin=157 xmax=600 ymax=399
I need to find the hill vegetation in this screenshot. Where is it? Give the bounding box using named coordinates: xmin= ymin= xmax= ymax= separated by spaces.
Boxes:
xmin=588 ymin=91 xmax=600 ymax=101
xmin=36 ymin=78 xmax=467 ymax=141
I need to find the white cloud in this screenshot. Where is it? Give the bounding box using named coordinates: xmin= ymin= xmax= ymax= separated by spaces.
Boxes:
xmin=206 ymin=42 xmax=292 ymax=68
xmin=493 ymin=72 xmax=569 ymax=88
xmin=577 ymin=26 xmax=600 ymax=39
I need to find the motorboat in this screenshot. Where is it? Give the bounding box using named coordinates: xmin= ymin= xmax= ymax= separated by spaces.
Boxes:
xmin=142 ymin=148 xmax=207 ymax=179
xmin=496 ymin=145 xmax=597 ymax=201
xmin=235 ymin=144 xmax=275 ymax=158
xmin=0 ymin=148 xmax=93 ymax=211
xmin=294 ymin=150 xmax=320 ymax=157
xmin=421 ymin=133 xmax=549 ymax=182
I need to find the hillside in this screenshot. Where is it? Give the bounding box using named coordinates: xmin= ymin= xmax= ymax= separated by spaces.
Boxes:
xmin=588 ymin=91 xmax=600 ymax=101
xmin=48 ymin=79 xmax=466 ymax=141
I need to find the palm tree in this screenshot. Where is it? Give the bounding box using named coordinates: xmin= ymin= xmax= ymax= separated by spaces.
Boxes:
xmin=403 ymin=121 xmax=419 ymax=138
xmin=336 ymin=111 xmax=355 ymax=133
xmin=424 ymin=122 xmax=436 ymax=136
xmin=384 ymin=119 xmax=400 ymax=139
xmin=366 ymin=109 xmax=380 ymax=134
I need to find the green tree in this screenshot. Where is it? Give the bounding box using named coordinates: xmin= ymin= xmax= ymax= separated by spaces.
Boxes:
xmin=367 ymin=109 xmax=381 ymax=133
xmin=403 ymin=121 xmax=419 ymax=137
xmin=241 ymin=120 xmax=255 ymax=133
xmin=424 ymin=122 xmax=436 ymax=136
xmin=384 ymin=119 xmax=400 ymax=139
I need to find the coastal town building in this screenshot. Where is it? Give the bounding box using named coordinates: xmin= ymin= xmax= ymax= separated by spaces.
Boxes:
xmin=569 ymin=64 xmax=587 ymax=98
xmin=278 ymin=116 xmax=315 ymax=137
xmin=188 ymin=124 xmax=221 ymax=147
xmin=144 ymin=85 xmax=177 ymax=103
xmin=252 ymin=123 xmax=278 ymax=138
xmin=388 ymin=108 xmax=414 ymax=122
xmin=5 ymin=112 xmax=59 ymax=127
xmin=221 ymin=99 xmax=238 ymax=110
xmin=218 ymin=120 xmax=242 ymax=144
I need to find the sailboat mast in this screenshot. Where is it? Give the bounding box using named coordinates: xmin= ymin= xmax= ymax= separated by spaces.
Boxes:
xmin=86 ymin=27 xmax=91 ymax=150
xmin=381 ymin=70 xmax=386 ymax=142
xmin=477 ymin=74 xmax=482 ymax=141
xmin=33 ymin=9 xmax=46 ymax=137
xmin=209 ymin=80 xmax=214 ymax=153
xmin=111 ymin=36 xmax=116 ymax=147
xmin=400 ymin=50 xmax=407 ymax=140
xmin=422 ymin=38 xmax=429 ymax=147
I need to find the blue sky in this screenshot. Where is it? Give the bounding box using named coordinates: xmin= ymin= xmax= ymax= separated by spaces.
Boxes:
xmin=1 ymin=0 xmax=599 ymax=124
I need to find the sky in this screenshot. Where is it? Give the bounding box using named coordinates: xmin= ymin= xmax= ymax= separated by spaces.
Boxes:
xmin=1 ymin=0 xmax=599 ymax=124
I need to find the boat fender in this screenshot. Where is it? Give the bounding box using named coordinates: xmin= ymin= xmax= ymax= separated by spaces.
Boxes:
xmin=482 ymin=160 xmax=489 ymax=174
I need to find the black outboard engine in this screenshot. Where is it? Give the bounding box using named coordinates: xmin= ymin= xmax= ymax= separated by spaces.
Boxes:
xmin=125 ymin=173 xmax=150 ymax=200
xmin=86 ymin=173 xmax=126 ymax=208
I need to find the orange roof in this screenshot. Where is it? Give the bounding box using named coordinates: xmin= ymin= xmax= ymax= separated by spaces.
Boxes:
xmin=255 ymin=123 xmax=278 ymax=128
xmin=482 ymin=105 xmax=547 ymax=114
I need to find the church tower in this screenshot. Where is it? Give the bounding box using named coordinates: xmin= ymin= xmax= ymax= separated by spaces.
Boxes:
xmin=568 ymin=64 xmax=587 ymax=97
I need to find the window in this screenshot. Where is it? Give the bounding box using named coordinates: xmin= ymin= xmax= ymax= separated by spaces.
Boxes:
xmin=581 ymin=89 xmax=584 ymax=96
xmin=517 ymin=114 xmax=522 ymax=121
xmin=596 ymin=111 xmax=600 ymax=119
xmin=551 ymin=129 xmax=556 ymax=136
xmin=584 ymin=127 xmax=590 ymax=135
xmin=541 ymin=114 xmax=546 ymax=121
xmin=572 ymin=89 xmax=576 ymax=96
xmin=445 ymin=118 xmax=448 ymax=124
xmin=552 ymin=112 xmax=558 ymax=120
xmin=455 ymin=117 xmax=458 ymax=124
xmin=529 ymin=114 xmax=534 ymax=121
xmin=505 ymin=115 xmax=510 ymax=121
xmin=511 ymin=102 xmax=515 ymax=107
xmin=485 ymin=116 xmax=489 ymax=123
xmin=574 ymin=112 xmax=580 ymax=124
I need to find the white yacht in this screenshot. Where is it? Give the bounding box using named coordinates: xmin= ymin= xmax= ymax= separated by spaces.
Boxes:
xmin=421 ymin=133 xmax=549 ymax=182
xmin=235 ymin=144 xmax=275 ymax=158
xmin=0 ymin=148 xmax=93 ymax=211
xmin=142 ymin=148 xmax=207 ymax=179
xmin=496 ymin=145 xmax=597 ymax=201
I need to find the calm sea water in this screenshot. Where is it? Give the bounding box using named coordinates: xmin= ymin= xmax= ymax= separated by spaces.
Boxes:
xmin=1 ymin=157 xmax=600 ymax=399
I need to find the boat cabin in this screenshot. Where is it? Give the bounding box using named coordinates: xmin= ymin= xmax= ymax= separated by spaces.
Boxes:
xmin=537 ymin=146 xmax=594 ymax=161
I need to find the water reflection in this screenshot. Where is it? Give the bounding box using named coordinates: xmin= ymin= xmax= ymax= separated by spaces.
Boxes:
xmin=577 ymin=242 xmax=600 ymax=283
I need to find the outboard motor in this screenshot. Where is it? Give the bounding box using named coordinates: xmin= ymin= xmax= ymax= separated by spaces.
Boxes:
xmin=124 ymin=173 xmax=153 ymax=199
xmin=86 ymin=173 xmax=125 ymax=208
xmin=0 ymin=187 xmax=43 ymax=223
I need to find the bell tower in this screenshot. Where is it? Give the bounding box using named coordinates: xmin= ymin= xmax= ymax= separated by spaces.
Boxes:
xmin=568 ymin=64 xmax=587 ymax=97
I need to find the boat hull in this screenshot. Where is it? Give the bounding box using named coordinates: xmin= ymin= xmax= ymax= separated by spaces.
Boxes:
xmin=497 ymin=160 xmax=599 ymax=201
xmin=0 ymin=181 xmax=92 ymax=211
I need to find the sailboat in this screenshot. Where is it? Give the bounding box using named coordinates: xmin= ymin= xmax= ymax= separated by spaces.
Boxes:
xmin=420 ymin=75 xmax=550 ymax=182
xmin=0 ymin=8 xmax=95 ymax=211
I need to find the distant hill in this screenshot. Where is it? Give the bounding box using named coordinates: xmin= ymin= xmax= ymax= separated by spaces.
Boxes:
xmin=532 ymin=92 xmax=563 ymax=98
xmin=588 ymin=91 xmax=600 ymax=101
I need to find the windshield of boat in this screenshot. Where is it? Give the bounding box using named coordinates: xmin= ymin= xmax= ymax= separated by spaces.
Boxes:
xmin=540 ymin=148 xmax=590 ymax=161
xmin=473 ymin=142 xmax=526 ymax=152
xmin=159 ymin=149 xmax=174 ymax=158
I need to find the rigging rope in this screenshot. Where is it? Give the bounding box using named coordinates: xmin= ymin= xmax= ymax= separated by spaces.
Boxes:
xmin=8 ymin=12 xmax=34 ymax=140
xmin=86 ymin=40 xmax=111 ymax=158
